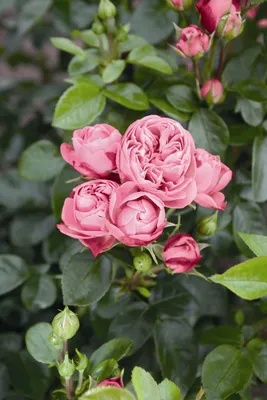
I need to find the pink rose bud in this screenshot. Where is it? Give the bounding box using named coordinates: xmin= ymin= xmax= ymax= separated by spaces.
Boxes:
xmin=116 ymin=115 xmax=197 ymax=209
xmin=200 ymin=79 xmax=225 ymax=104
xmin=246 ymin=6 xmax=259 ymax=19
xmin=175 ymin=25 xmax=210 ymax=59
xmin=164 ymin=234 xmax=202 ymax=274
xmin=196 ymin=0 xmax=232 ymax=33
xmin=97 ymin=376 xmax=124 ymax=388
xmin=60 ymin=124 xmax=122 ymax=179
xmin=194 ymin=149 xmax=233 ymax=210
xmin=57 ymin=180 xmax=119 ymax=257
xmin=170 ymin=0 xmax=193 ymax=10
xmin=106 ymin=182 xmax=166 ymax=247
xmin=217 ymin=8 xmax=244 ymax=40
xmin=257 ymin=19 xmax=267 ymax=29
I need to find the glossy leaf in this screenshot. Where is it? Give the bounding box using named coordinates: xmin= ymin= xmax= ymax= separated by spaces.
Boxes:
xmin=200 ymin=326 xmax=244 ymax=347
xmin=89 ymin=338 xmax=132 ymax=371
xmin=149 ymin=97 xmax=190 ymax=121
xmin=210 ymin=256 xmax=267 ymax=300
xmin=104 ymin=83 xmax=149 ymax=111
xmin=132 ymin=367 xmax=160 ymax=400
xmin=19 ymin=140 xmax=64 ymax=182
xmin=102 ymin=60 xmax=126 ymax=84
xmin=92 ymin=359 xmax=119 ymax=383
xmin=252 ymin=135 xmax=267 ymax=202
xmin=26 ymin=323 xmax=58 ymax=364
xmin=239 ymin=232 xmax=267 ymax=256
xmin=0 ymin=255 xmax=29 ymax=296
xmin=128 ymin=45 xmax=172 ymax=74
xmin=62 ymin=252 xmax=112 ymax=306
xmin=202 ymin=345 xmax=252 ymax=400
xmin=68 ymin=50 xmax=100 ymax=76
xmin=79 ymin=386 xmax=136 ymax=400
xmin=235 ymin=97 xmax=264 ymax=127
xmin=158 ymin=379 xmax=182 ymax=400
xmin=246 ymin=338 xmax=267 ymax=383
xmin=51 ymin=37 xmax=85 ymax=56
xmin=166 ymin=85 xmax=198 ymax=113
xmin=232 ymin=79 xmax=267 ymax=102
xmin=21 ymin=275 xmax=57 ymax=312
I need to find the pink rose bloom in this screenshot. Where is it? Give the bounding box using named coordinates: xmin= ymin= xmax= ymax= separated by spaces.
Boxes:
xmin=246 ymin=5 xmax=259 ymax=19
xmin=106 ymin=182 xmax=166 ymax=247
xmin=176 ymin=25 xmax=210 ymax=58
xmin=164 ymin=234 xmax=202 ymax=273
xmin=196 ymin=0 xmax=232 ymax=33
xmin=201 ymin=79 xmax=224 ymax=104
xmin=116 ymin=115 xmax=197 ymax=209
xmin=60 ymin=124 xmax=122 ymax=179
xmin=258 ymin=19 xmax=267 ymax=29
xmin=97 ymin=376 xmax=124 ymax=388
xmin=57 ymin=180 xmax=119 ymax=257
xmin=195 ymin=149 xmax=233 ymax=210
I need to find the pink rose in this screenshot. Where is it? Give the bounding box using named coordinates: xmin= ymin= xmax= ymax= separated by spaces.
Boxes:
xmin=97 ymin=376 xmax=124 ymax=388
xmin=176 ymin=25 xmax=210 ymax=58
xmin=106 ymin=182 xmax=166 ymax=247
xmin=257 ymin=19 xmax=267 ymax=29
xmin=196 ymin=0 xmax=232 ymax=33
xmin=164 ymin=234 xmax=202 ymax=273
xmin=171 ymin=0 xmax=193 ymax=10
xmin=246 ymin=5 xmax=259 ymax=19
xmin=60 ymin=124 xmax=122 ymax=179
xmin=116 ymin=115 xmax=197 ymax=209
xmin=57 ymin=180 xmax=119 ymax=257
xmin=194 ymin=149 xmax=233 ymax=210
xmin=200 ymin=79 xmax=225 ymax=104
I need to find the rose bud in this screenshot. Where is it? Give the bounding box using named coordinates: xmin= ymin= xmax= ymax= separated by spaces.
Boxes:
xmin=58 ymin=353 xmax=76 ymax=379
xmin=217 ymin=9 xmax=244 ymax=40
xmin=106 ymin=182 xmax=166 ymax=247
xmin=60 ymin=124 xmax=122 ymax=179
xmin=97 ymin=376 xmax=124 ymax=388
xmin=246 ymin=5 xmax=259 ymax=19
xmin=175 ymin=25 xmax=210 ymax=59
xmin=196 ymin=0 xmax=232 ymax=33
xmin=98 ymin=0 xmax=116 ymax=20
xmin=164 ymin=234 xmax=202 ymax=274
xmin=57 ymin=180 xmax=119 ymax=257
xmin=75 ymin=349 xmax=89 ymax=372
xmin=258 ymin=19 xmax=267 ymax=29
xmin=52 ymin=307 xmax=80 ymax=340
xmin=170 ymin=0 xmax=193 ymax=11
xmin=200 ymin=79 xmax=225 ymax=105
xmin=117 ymin=115 xmax=197 ymax=209
xmin=194 ymin=149 xmax=233 ymax=211
xmin=133 ymin=253 xmax=152 ymax=273
xmin=197 ymin=211 xmax=218 ymax=237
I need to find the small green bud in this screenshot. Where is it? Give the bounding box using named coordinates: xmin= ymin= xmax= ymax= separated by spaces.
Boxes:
xmin=217 ymin=12 xmax=244 ymax=41
xmin=75 ymin=349 xmax=89 ymax=371
xmin=48 ymin=331 xmax=63 ymax=348
xmin=98 ymin=0 xmax=116 ymax=20
xmin=52 ymin=307 xmax=80 ymax=340
xmin=197 ymin=212 xmax=218 ymax=237
xmin=58 ymin=353 xmax=76 ymax=379
xmin=235 ymin=310 xmax=245 ymax=326
xmin=116 ymin=23 xmax=130 ymax=42
xmin=92 ymin=19 xmax=105 ymax=35
xmin=133 ymin=253 xmax=152 ymax=273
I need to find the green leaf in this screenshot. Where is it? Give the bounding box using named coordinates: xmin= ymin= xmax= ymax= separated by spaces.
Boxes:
xmin=131 ymin=0 xmax=177 ymax=45
xmin=79 ymin=386 xmax=136 ymax=400
xmin=75 ymin=29 xmax=99 ymax=47
xmin=18 ymin=0 xmax=52 ymax=35
xmin=104 ymin=83 xmax=149 ymax=111
xmin=119 ymin=34 xmax=148 ymax=53
xmin=252 ymin=135 xmax=267 ymax=202
xmin=200 ymin=326 xmax=244 ymax=347
xmin=52 ymin=164 xmax=80 ymax=221
xmin=158 ymin=379 xmax=182 ymax=400
xmin=62 ymin=252 xmax=112 ymax=306
xmin=149 ymin=97 xmax=191 ymax=121
xmin=246 ymin=338 xmax=267 ymax=383
xmin=154 ymin=319 xmax=198 ymax=396
xmin=10 ymin=213 xmax=55 ymax=247
xmin=235 ymin=98 xmax=264 ymax=127
xmin=166 ymin=85 xmax=198 ymax=113
xmin=92 ymin=359 xmax=119 ymax=383
xmin=132 ymin=366 xmax=160 ymax=400
xmin=102 ymin=60 xmax=126 ymax=84
xmin=0 ymin=255 xmax=29 ymax=296
xmin=239 ymin=233 xmax=267 ymax=257
xmin=0 ymin=333 xmax=22 ymax=359
xmin=229 ymin=124 xmax=261 ymax=146
xmin=68 ymin=49 xmax=100 ymax=76
xmin=233 ymin=202 xmax=267 ymax=257
xmin=202 ymin=345 xmax=252 ymax=400
xmin=128 ymin=45 xmax=172 ymax=75
xmin=53 ymin=83 xmax=106 ymax=129
xmin=21 ymin=275 xmax=57 ymax=312
xmin=26 ymin=323 xmax=58 ymax=364
xmin=210 ymin=256 xmax=267 ymax=300
xmin=109 ymin=303 xmax=153 ymax=354
xmin=51 ymin=37 xmax=85 ymax=56
xmin=89 ymin=338 xmax=132 ymax=371
xmin=231 ymin=79 xmax=267 ymax=102
xmin=18 ymin=140 xmax=64 ymax=182
xmin=188 ymin=109 xmax=229 ymax=156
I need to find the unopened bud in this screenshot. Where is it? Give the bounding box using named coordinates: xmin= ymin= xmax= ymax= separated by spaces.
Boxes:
xmin=98 ymin=0 xmax=116 ymax=20
xmin=58 ymin=353 xmax=76 ymax=379
xmin=92 ymin=19 xmax=105 ymax=35
xmin=133 ymin=253 xmax=152 ymax=273
xmin=197 ymin=212 xmax=218 ymax=237
xmin=75 ymin=349 xmax=89 ymax=371
xmin=217 ymin=12 xmax=244 ymax=40
xmin=169 ymin=0 xmax=193 ymax=11
xmin=116 ymin=23 xmax=130 ymax=42
xmin=200 ymin=79 xmax=225 ymax=105
xmin=48 ymin=331 xmax=63 ymax=349
xmin=52 ymin=307 xmax=80 ymax=340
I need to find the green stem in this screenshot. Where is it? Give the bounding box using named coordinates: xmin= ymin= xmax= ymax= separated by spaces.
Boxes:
xmin=166 ymin=208 xmax=176 ymax=219
xmin=76 ymin=370 xmax=84 ymax=393
xmin=216 ymin=45 xmax=224 ymax=79
xmin=193 ymin=59 xmax=201 ymax=98
xmin=65 ymin=377 xmax=73 ymax=400
xmin=205 ymin=38 xmax=218 ymax=79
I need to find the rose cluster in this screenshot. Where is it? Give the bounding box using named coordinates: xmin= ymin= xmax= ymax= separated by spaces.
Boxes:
xmin=58 ymin=115 xmax=232 ymax=273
